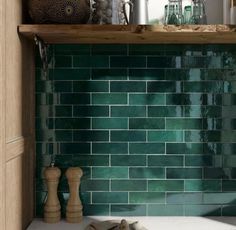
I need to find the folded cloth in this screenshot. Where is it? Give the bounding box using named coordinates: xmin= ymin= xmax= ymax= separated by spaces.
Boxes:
xmin=85 ymin=219 xmax=148 ymax=230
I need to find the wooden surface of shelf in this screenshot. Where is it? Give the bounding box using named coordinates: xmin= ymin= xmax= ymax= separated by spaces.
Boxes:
xmin=18 ymin=24 xmax=236 ymax=44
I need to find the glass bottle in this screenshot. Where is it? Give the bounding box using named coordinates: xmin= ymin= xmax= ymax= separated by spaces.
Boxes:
xmin=184 ymin=5 xmax=192 ymax=24
xmin=166 ymin=0 xmax=183 ymax=25
xmin=191 ymin=0 xmax=207 ymax=24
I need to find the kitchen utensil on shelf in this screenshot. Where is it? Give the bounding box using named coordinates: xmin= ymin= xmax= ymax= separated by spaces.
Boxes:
xmin=191 ymin=0 xmax=207 ymax=24
xmin=92 ymin=0 xmax=126 ymax=24
xmin=123 ymin=0 xmax=149 ymax=24
xmin=165 ymin=0 xmax=183 ymax=25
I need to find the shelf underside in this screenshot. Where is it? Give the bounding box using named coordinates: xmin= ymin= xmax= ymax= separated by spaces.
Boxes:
xmin=18 ymin=24 xmax=236 ymax=44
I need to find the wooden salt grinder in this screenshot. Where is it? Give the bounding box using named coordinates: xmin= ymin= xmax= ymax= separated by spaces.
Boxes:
xmin=66 ymin=167 xmax=83 ymax=223
xmin=44 ymin=166 xmax=61 ymax=223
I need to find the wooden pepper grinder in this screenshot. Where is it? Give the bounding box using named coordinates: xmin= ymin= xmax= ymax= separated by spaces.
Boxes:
xmin=66 ymin=167 xmax=83 ymax=223
xmin=44 ymin=164 xmax=61 ymax=223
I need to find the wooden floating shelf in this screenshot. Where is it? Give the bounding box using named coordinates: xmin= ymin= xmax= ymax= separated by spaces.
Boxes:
xmin=18 ymin=24 xmax=236 ymax=44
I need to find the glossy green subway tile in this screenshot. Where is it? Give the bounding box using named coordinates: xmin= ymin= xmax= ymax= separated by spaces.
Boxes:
xmin=185 ymin=155 xmax=219 ymax=167
xmin=129 ymin=167 xmax=165 ymax=179
xmin=148 ymin=155 xmax=183 ymax=167
xmin=92 ymin=143 xmax=128 ymax=154
xmin=203 ymin=118 xmax=223 ymax=130
xmin=111 ymin=155 xmax=146 ymax=166
xmin=182 ymin=57 xmax=206 ymax=68
xmin=54 ymin=44 xmax=90 ymax=55
xmin=73 ymin=56 xmax=109 ymax=68
xmin=203 ymin=192 xmax=236 ymax=204
xmin=54 ymin=81 xmax=73 ymax=92
xmin=147 ymin=57 xmax=181 ymax=68
xmin=60 ymin=93 xmax=90 ymax=105
xmin=73 ymin=106 xmax=109 ymax=117
xmin=221 ymin=131 xmax=236 ymax=142
xmin=111 ymin=81 xmax=146 ymax=93
xmin=55 ymin=155 xmax=74 ymax=168
xmin=36 ymin=81 xmax=53 ymax=93
xmin=36 ymin=93 xmax=60 ymax=105
xmin=54 ymin=56 xmax=72 ymax=68
xmin=222 ymin=206 xmax=236 ymax=216
xmin=184 ymin=82 xmax=223 ymax=93
xmin=166 ymin=143 xmax=203 ymax=155
xmin=92 ymin=93 xmax=127 ymax=105
xmin=148 ymin=204 xmax=184 ymax=216
xmin=185 ymin=205 xmax=221 ymax=216
xmin=147 ymin=81 xmax=177 ymax=93
xmin=185 ymin=180 xmax=222 ymax=192
xmin=36 ymin=130 xmax=72 ymax=142
xmin=111 ymin=205 xmax=147 ymax=216
xmin=129 ymin=44 xmax=165 ymax=55
xmin=130 ymin=192 xmax=165 ymax=204
xmin=54 ymin=118 xmax=90 ymax=129
xmin=92 ymin=118 xmax=128 ymax=129
xmin=129 ymin=94 xmax=165 ymax=105
xmin=92 ymin=69 xmax=127 ymax=80
xmin=185 ymin=131 xmax=221 ymax=142
xmin=129 ymin=118 xmax=165 ymax=130
xmin=92 ymin=192 xmax=128 ymax=204
xmin=73 ymin=155 xmax=109 ymax=166
xmin=110 ymin=56 xmax=146 ymax=68
xmin=111 ymin=180 xmax=147 ymax=191
xmin=165 ymin=69 xmax=189 ymax=81
xmin=73 ymin=130 xmax=109 ymax=141
xmin=83 ymin=205 xmax=109 ymax=216
xmin=73 ymin=81 xmax=109 ymax=92
xmin=92 ymin=167 xmax=129 ymax=179
xmin=81 ymin=180 xmax=109 ymax=191
xmin=148 ymin=131 xmax=183 ymax=142
xmin=166 ymin=118 xmax=202 ymax=130
xmin=204 ymin=168 xmax=228 ymax=179
xmin=148 ymin=180 xmax=184 ymax=192
xmin=148 ymin=106 xmax=183 ymax=117
xmin=60 ymin=143 xmax=90 ymax=154
xmin=91 ymin=44 xmax=127 ymax=55
xmin=111 ymin=131 xmax=146 ymax=142
xmin=53 ymin=69 xmax=90 ymax=80
xmin=167 ymin=168 xmax=202 ymax=179
xmin=111 ymin=106 xmax=146 ymax=117
xmin=129 ymin=69 xmax=165 ymax=80
xmin=223 ymin=155 xmax=236 ymax=167
xmin=129 ymin=143 xmax=165 ymax=154
xmin=36 ymin=143 xmax=55 ymax=155
xmin=222 ymin=180 xmax=236 ymax=191
xmin=167 ymin=192 xmax=203 ymax=204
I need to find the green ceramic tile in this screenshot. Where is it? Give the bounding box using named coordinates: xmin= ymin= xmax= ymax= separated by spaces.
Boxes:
xmin=111 ymin=131 xmax=146 ymax=142
xmin=81 ymin=180 xmax=109 ymax=191
xmin=92 ymin=44 xmax=127 ymax=55
xmin=92 ymin=93 xmax=127 ymax=105
xmin=92 ymin=167 xmax=129 ymax=179
xmin=111 ymin=81 xmax=146 ymax=92
xmin=223 ymin=155 xmax=236 ymax=167
xmin=148 ymin=131 xmax=183 ymax=142
xmin=147 ymin=57 xmax=180 ymax=68
xmin=129 ymin=94 xmax=165 ymax=105
xmin=73 ymin=155 xmax=109 ymax=166
xmin=73 ymin=131 xmax=109 ymax=141
xmin=73 ymin=55 xmax=109 ymax=68
xmin=36 ymin=130 xmax=72 ymax=142
xmin=166 ymin=118 xmax=202 ymax=130
xmin=83 ymin=205 xmax=109 ymax=216
xmin=92 ymin=143 xmax=128 ymax=154
xmin=148 ymin=155 xmax=183 ymax=167
xmin=111 ymin=205 xmax=147 ymax=216
xmin=165 ymin=69 xmax=189 ymax=80
xmin=184 ymin=205 xmax=221 ymax=216
xmin=129 ymin=143 xmax=165 ymax=154
xmin=182 ymin=57 xmax=206 ymax=68
xmin=60 ymin=143 xmax=90 ymax=154
xmin=129 ymin=45 xmax=165 ymax=55
xmin=110 ymin=56 xmax=146 ymax=68
xmin=60 ymin=93 xmax=90 ymax=105
xmin=129 ymin=167 xmax=165 ymax=179
xmin=111 ymin=155 xmax=146 ymax=166
xmin=111 ymin=106 xmax=146 ymax=117
xmin=166 ymin=143 xmax=203 ymax=155
xmin=184 ymin=82 xmax=223 ymax=93
xmin=73 ymin=81 xmax=109 ymax=92
xmin=129 ymin=69 xmax=165 ymax=80
xmin=167 ymin=192 xmax=203 ymax=204
xmin=54 ymin=118 xmax=90 ymax=129
xmin=130 ymin=192 xmax=165 ymax=204
xmin=222 ymin=206 xmax=236 ymax=216
xmin=203 ymin=192 xmax=236 ymax=204
xmin=36 ymin=81 xmax=53 ymax=93
xmin=185 ymin=131 xmax=221 ymax=142
xmin=185 ymin=155 xmax=214 ymax=167
xmin=129 ymin=118 xmax=165 ymax=130
xmin=54 ymin=56 xmax=72 ymax=67
xmin=92 ymin=69 xmax=127 ymax=80
xmin=54 ymin=81 xmax=73 ymax=92
xmin=167 ymin=168 xmax=202 ymax=179
xmin=223 ymin=180 xmax=236 ymax=191
xmin=148 ymin=180 xmax=184 ymax=192
xmin=53 ymin=69 xmax=90 ymax=80
xmin=73 ymin=106 xmax=109 ymax=117
xmin=36 ymin=93 xmax=60 ymax=105
xmin=204 ymin=168 xmax=227 ymax=179
xmin=203 ymin=118 xmax=223 ymax=130
xmin=54 ymin=44 xmax=90 ymax=55
xmin=111 ymin=180 xmax=147 ymax=191
xmin=147 ymin=81 xmax=177 ymax=92
xmin=148 ymin=106 xmax=183 ymax=117
xmin=148 ymin=205 xmax=184 ymax=216
xmin=92 ymin=118 xmax=128 ymax=129
xmin=185 ymin=180 xmax=221 ymax=192
xmin=92 ymin=192 xmax=128 ymax=204
xmin=166 ymin=94 xmax=204 ymax=105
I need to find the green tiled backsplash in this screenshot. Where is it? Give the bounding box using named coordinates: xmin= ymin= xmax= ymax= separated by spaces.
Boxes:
xmin=36 ymin=44 xmax=236 ymax=217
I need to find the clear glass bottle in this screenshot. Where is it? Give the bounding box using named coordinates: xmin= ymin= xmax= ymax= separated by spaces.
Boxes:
xmin=184 ymin=5 xmax=192 ymax=24
xmin=191 ymin=0 xmax=207 ymax=24
xmin=166 ymin=0 xmax=183 ymax=25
